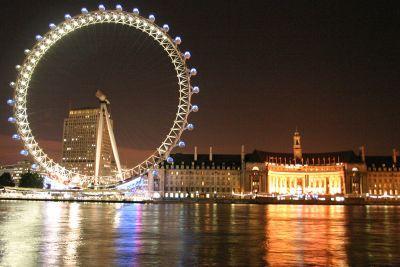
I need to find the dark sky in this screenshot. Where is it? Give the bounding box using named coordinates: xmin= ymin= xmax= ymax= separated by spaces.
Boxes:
xmin=1 ymin=0 xmax=399 ymax=165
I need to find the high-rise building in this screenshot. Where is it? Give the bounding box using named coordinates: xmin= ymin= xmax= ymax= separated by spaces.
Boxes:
xmin=61 ymin=108 xmax=114 ymax=177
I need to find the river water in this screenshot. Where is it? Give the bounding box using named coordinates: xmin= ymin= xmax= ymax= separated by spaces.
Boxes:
xmin=0 ymin=201 xmax=399 ymax=266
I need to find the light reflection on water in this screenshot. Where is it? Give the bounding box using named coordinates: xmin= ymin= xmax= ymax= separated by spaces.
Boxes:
xmin=0 ymin=201 xmax=399 ymax=266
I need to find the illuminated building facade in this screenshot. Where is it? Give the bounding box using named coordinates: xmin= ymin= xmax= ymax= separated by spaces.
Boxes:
xmin=267 ymin=164 xmax=345 ymax=195
xmin=0 ymin=160 xmax=32 ymax=183
xmin=244 ymin=131 xmax=363 ymax=195
xmin=153 ymin=147 xmax=242 ymax=198
xmin=61 ymin=108 xmax=114 ymax=177
xmin=365 ymin=150 xmax=400 ymax=195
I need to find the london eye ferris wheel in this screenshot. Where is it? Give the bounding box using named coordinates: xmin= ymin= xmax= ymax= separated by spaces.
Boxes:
xmin=6 ymin=4 xmax=200 ymax=188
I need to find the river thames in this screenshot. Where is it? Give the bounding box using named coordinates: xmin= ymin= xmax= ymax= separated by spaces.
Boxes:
xmin=0 ymin=201 xmax=399 ymax=266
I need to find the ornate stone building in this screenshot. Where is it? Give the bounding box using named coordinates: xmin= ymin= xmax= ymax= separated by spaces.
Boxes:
xmin=364 ymin=150 xmax=400 ymax=196
xmin=244 ymin=131 xmax=364 ymax=195
xmin=151 ymin=147 xmax=243 ymax=198
xmin=149 ymin=131 xmax=398 ymax=198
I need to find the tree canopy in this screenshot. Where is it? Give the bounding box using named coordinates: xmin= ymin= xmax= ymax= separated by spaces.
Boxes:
xmin=19 ymin=172 xmax=43 ymax=188
xmin=0 ymin=172 xmax=15 ymax=187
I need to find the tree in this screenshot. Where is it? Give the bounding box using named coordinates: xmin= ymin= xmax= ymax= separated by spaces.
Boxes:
xmin=0 ymin=172 xmax=15 ymax=187
xmin=19 ymin=172 xmax=43 ymax=188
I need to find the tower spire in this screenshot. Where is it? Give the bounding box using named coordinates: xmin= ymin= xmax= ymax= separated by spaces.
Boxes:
xmin=293 ymin=128 xmax=302 ymax=160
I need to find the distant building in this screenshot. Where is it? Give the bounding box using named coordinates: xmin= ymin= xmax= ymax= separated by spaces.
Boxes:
xmin=61 ymin=108 xmax=114 ymax=177
xmin=150 ymin=146 xmax=242 ymax=198
xmin=0 ymin=160 xmax=35 ymax=183
xmin=364 ymin=150 xmax=400 ymax=195
xmin=244 ymin=131 xmax=363 ymax=195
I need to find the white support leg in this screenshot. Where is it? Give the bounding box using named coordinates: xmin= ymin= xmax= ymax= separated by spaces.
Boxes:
xmin=104 ymin=105 xmax=123 ymax=179
xmin=94 ymin=106 xmax=104 ymax=182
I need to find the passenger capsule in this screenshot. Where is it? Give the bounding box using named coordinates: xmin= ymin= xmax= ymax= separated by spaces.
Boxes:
xmin=7 ymin=99 xmax=15 ymax=106
xmin=191 ymin=105 xmax=199 ymax=112
xmin=81 ymin=7 xmax=89 ymax=14
xmin=133 ymin=8 xmax=139 ymax=15
xmin=187 ymin=123 xmax=194 ymax=131
xmin=64 ymin=14 xmax=72 ymax=20
xmin=178 ymin=141 xmax=186 ymax=148
xmin=24 ymin=49 xmax=30 ymax=55
xmin=116 ymin=4 xmax=123 ymax=11
xmin=190 ymin=68 xmax=197 ymax=76
xmin=12 ymin=134 xmax=21 ymax=140
xmin=98 ymin=4 xmax=106 ymax=11
xmin=162 ymin=24 xmax=169 ymax=32
xmin=9 ymin=82 xmax=15 ymax=88
xmin=167 ymin=156 xmax=174 ymax=164
xmin=148 ymin=14 xmax=155 ymax=22
xmin=192 ymin=86 xmax=200 ymax=94
xmin=31 ymin=164 xmax=38 ymax=170
xmin=20 ymin=150 xmax=29 ymax=156
xmin=15 ymin=65 xmax=21 ymax=71
xmin=49 ymin=23 xmax=56 ymax=30
xmin=35 ymin=35 xmax=43 ymax=41
xmin=152 ymin=170 xmax=159 ymax=176
xmin=184 ymin=51 xmax=191 ymax=60
xmin=174 ymin=36 xmax=182 ymax=45
xmin=8 ymin=117 xmax=16 ymax=123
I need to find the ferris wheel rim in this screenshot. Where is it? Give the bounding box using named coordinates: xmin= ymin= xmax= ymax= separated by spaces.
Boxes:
xmin=11 ymin=8 xmax=197 ymax=187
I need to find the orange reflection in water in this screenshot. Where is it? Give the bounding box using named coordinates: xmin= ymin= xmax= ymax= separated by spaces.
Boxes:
xmin=264 ymin=205 xmax=348 ymax=266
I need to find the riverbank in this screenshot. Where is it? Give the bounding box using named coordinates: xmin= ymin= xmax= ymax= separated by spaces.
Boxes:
xmin=1 ymin=195 xmax=400 ymax=205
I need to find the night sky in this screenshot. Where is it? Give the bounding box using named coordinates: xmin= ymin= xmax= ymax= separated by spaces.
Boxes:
xmin=0 ymin=0 xmax=399 ymax=165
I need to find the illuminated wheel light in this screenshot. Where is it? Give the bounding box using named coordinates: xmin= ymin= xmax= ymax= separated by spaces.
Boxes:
xmin=162 ymin=24 xmax=169 ymax=32
xmin=7 ymin=99 xmax=15 ymax=106
xmin=190 ymin=68 xmax=197 ymax=76
xmin=191 ymin=105 xmax=199 ymax=112
xmin=174 ymin=36 xmax=182 ymax=45
xmin=184 ymin=51 xmax=191 ymax=60
xmin=192 ymin=86 xmax=200 ymax=94
xmin=8 ymin=117 xmax=16 ymax=123
xmin=149 ymin=14 xmax=155 ymax=22
xmin=178 ymin=141 xmax=186 ymax=148
xmin=11 ymin=8 xmax=197 ymax=187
